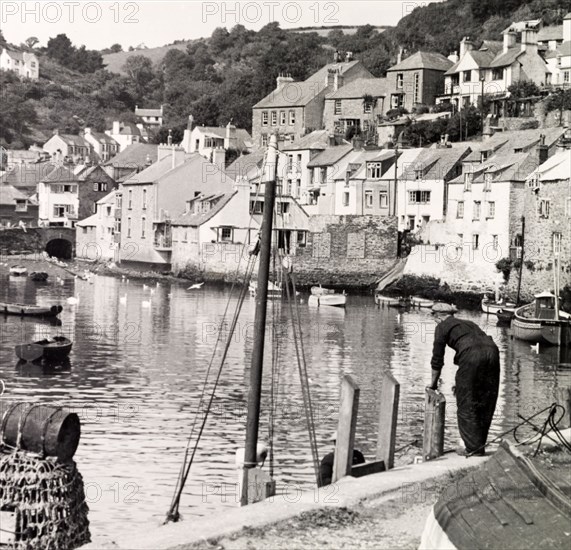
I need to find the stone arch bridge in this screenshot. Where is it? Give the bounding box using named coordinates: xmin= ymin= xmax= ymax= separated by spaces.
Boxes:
xmin=0 ymin=227 xmax=76 ymax=259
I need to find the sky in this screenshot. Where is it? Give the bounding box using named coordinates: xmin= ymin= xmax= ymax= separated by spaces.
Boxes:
xmin=1 ymin=0 xmax=442 ymax=50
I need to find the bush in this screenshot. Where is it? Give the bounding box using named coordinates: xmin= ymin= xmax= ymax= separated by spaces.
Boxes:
xmin=495 ymin=258 xmax=513 ymax=281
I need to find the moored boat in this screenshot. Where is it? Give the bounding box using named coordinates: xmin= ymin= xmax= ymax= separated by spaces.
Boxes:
xmin=411 ymin=296 xmax=434 ymax=308
xmin=308 ymin=292 xmax=347 ymax=308
xmin=374 ymin=293 xmax=400 ymax=306
xmin=9 ymin=265 xmax=27 ymax=276
xmin=249 ymin=281 xmax=283 ymax=299
xmin=511 ymin=292 xmax=571 ymax=346
xmin=15 ymin=336 xmax=73 ymax=363
xmin=0 ymin=302 xmax=63 ymax=317
xmin=481 ymin=296 xmax=516 ymax=315
xmin=29 ymin=271 xmax=49 ymax=281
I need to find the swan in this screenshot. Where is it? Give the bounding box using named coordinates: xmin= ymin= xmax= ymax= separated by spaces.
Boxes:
xmin=67 ymin=296 xmax=79 ymax=305
xmin=187 ymin=282 xmax=204 ymax=290
xmin=141 ymin=299 xmax=151 ymax=308
xmin=119 ymin=294 xmax=127 ymax=305
xmin=143 ymin=284 xmax=149 ymax=290
xmin=530 ymin=343 xmax=540 ymax=354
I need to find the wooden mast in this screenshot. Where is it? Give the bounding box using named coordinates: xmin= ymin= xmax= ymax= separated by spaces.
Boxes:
xmin=241 ymin=134 xmax=278 ymax=506
xmin=516 ymin=216 xmax=525 ymax=306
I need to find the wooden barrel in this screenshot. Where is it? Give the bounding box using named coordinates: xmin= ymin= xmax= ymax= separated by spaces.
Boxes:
xmin=0 ymin=403 xmax=81 ymax=461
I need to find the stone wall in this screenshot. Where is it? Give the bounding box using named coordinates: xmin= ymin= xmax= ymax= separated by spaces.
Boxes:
xmin=293 ymin=215 xmax=399 ymax=287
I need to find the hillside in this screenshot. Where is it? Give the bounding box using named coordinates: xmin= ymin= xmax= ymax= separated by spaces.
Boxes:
xmin=102 ymin=41 xmax=195 ymax=75
xmin=3 ymin=0 xmax=571 ymax=149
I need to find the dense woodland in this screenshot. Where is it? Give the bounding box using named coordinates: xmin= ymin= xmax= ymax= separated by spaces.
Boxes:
xmin=2 ymin=0 xmax=571 ymax=148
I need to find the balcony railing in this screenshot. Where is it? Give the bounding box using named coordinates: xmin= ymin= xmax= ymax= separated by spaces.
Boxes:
xmin=154 ymin=234 xmax=172 ymax=250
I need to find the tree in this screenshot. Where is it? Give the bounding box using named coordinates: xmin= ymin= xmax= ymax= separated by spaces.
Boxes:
xmin=109 ymin=43 xmax=123 ymax=53
xmin=46 ymin=34 xmax=74 ymax=64
xmin=122 ymin=55 xmax=155 ymax=99
xmin=25 ymin=36 xmax=39 ymax=49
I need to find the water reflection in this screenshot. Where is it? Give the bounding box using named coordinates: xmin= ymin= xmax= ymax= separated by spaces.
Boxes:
xmin=0 ymin=272 xmax=570 ymax=540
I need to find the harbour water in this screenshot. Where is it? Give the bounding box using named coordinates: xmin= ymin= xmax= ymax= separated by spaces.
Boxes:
xmin=1 ymin=272 xmax=570 ymax=539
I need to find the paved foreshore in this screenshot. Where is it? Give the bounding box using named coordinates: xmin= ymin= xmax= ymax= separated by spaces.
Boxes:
xmin=80 ymin=453 xmax=488 ymax=550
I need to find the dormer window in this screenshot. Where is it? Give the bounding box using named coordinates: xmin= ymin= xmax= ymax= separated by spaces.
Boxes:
xmin=480 ymin=151 xmax=489 ymax=162
xmin=484 ymin=172 xmax=492 ymax=191
xmin=528 ymin=173 xmax=540 ymax=189
xmin=414 ymin=169 xmax=424 ymax=180
xmin=367 ymin=162 xmax=382 ymax=179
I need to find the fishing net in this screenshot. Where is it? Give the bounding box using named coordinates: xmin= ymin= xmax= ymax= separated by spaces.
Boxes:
xmin=0 ymin=450 xmax=90 ymax=549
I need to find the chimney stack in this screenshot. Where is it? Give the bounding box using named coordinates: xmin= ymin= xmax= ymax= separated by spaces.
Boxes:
xmin=225 ymin=120 xmax=237 ymax=150
xmin=564 ymin=13 xmax=571 ymax=43
xmin=212 ymin=148 xmax=226 ymax=171
xmin=112 ymin=121 xmax=120 ymax=135
xmin=187 ymin=115 xmax=194 ymax=131
xmin=328 ymin=135 xmax=336 ymax=147
xmin=333 ymin=72 xmax=344 ymax=91
xmin=397 ymin=46 xmax=404 ymax=65
xmin=325 ymin=69 xmax=336 ymax=88
xmin=84 ymin=127 xmax=91 ymax=135
xmin=276 ymin=73 xmax=294 ymax=90
xmin=53 ymin=128 xmax=59 ymax=135
xmin=448 ymin=51 xmax=459 ymax=63
xmin=503 ymin=29 xmax=517 ymax=53
xmin=167 ymin=129 xmax=172 ymax=146
xmin=459 ymin=37 xmax=474 ymax=58
xmin=521 ymin=24 xmax=538 ymax=54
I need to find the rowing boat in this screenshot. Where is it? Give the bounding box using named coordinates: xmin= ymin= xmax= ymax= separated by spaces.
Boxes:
xmin=0 ymin=302 xmax=63 ymax=317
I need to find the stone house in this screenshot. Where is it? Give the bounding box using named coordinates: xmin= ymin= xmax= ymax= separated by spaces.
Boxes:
xmin=42 ymin=131 xmax=91 ymax=164
xmin=334 ymin=150 xmax=398 ymax=216
xmin=323 ymin=78 xmax=387 ymax=138
xmin=545 ymin=13 xmax=571 ymax=87
xmin=103 ymin=143 xmax=157 ymax=183
xmin=105 ymin=121 xmax=146 ymax=152
xmin=252 ymin=57 xmax=373 ymax=148
xmin=396 ymin=145 xmax=470 ymax=233
xmin=385 ymin=51 xmax=453 ymax=112
xmin=305 ymin=143 xmax=354 ymax=215
xmin=179 ymin=116 xmax=253 ymax=158
xmin=0 ymin=184 xmax=38 ymax=227
xmin=135 ymin=105 xmax=163 ymax=127
xmin=119 ymin=147 xmax=234 ymax=269
xmin=438 ymin=20 xmax=551 ymax=112
xmin=76 ymin=190 xmax=117 ymax=262
xmin=83 ymin=128 xmax=120 ymax=162
xmin=277 ymin=130 xmax=332 ymax=214
xmin=0 ymin=48 xmax=39 ymax=79
xmin=75 ymin=165 xmax=117 ymax=221
xmin=515 ymin=147 xmax=571 ymax=297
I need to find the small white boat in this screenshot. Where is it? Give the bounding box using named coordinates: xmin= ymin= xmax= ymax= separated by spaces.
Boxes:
xmin=411 ymin=297 xmax=434 ymax=308
xmin=9 ymin=265 xmax=27 ymax=276
xmin=481 ymin=296 xmax=516 ymax=315
xmin=374 ymin=293 xmax=400 ymax=307
xmin=249 ymin=281 xmax=297 ymax=299
xmin=308 ymin=293 xmax=347 ymax=308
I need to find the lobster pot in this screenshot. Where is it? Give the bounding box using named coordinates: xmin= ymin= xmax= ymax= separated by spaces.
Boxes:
xmin=0 ymin=451 xmax=91 ymax=549
xmin=1 ymin=404 xmax=80 ymax=461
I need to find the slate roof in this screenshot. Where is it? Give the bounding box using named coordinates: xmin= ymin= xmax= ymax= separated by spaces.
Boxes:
xmin=489 ymin=49 xmax=523 ymax=68
xmin=387 ymin=51 xmax=453 ymax=72
xmin=0 ymin=162 xmax=57 ymax=189
xmin=348 ymin=150 xmax=398 ymax=180
xmin=281 ymin=130 xmax=330 ymax=151
xmin=325 ymin=78 xmax=387 ymax=99
xmin=136 ymin=108 xmax=162 ymax=117
xmin=88 ymin=131 xmax=119 ymax=145
xmin=53 ymin=134 xmax=90 ymax=147
xmin=537 ymin=25 xmax=563 ymax=42
xmin=533 ymin=149 xmax=571 ymax=181
xmin=41 ymin=165 xmax=79 ymax=183
xmin=306 ymin=144 xmax=353 ymax=167
xmin=254 ymin=80 xmax=327 ymax=108
xmin=400 ymin=146 xmax=471 ymax=181
xmin=122 ymin=155 xmax=178 ymax=185
xmin=0 ymin=184 xmax=36 ymax=205
xmin=450 ymin=151 xmax=536 ymax=184
xmin=4 ymin=49 xmax=25 ymax=61
xmin=225 ymin=149 xmax=266 ymax=183
xmin=172 ymin=192 xmax=237 ymax=226
xmin=104 ymin=143 xmax=158 ymax=168
xmin=445 ymin=42 xmax=504 ymax=74
xmin=306 ymin=60 xmax=365 ymax=83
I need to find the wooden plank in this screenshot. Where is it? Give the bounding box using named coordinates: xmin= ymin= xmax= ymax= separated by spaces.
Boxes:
xmin=423 ymin=388 xmax=446 ymax=461
xmin=555 ymin=387 xmax=571 ymax=428
xmin=332 ymin=375 xmax=360 ymax=484
xmin=376 ymin=370 xmax=400 ymax=470
xmin=351 ymin=460 xmax=385 ymax=478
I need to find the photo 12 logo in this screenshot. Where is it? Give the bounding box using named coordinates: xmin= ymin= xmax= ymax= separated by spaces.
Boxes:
xmin=202 ymin=1 xmax=340 ymax=25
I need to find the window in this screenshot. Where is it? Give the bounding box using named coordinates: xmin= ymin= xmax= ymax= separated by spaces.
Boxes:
xmin=414 ymin=73 xmax=420 ymax=103
xmin=220 ymin=226 xmax=233 ymax=242
xmin=142 ymin=189 xmax=147 ymax=210
xmin=564 ymin=71 xmax=570 ymax=84
xmin=458 ymin=233 xmax=463 ymax=245
xmin=289 ymin=110 xmax=295 ymax=125
xmin=397 ymin=73 xmax=404 ymax=88
xmin=487 ymin=201 xmax=495 ymax=218
xmin=367 ymin=162 xmax=382 ymax=179
xmin=277 ymin=202 xmax=290 ymax=214
xmin=414 ymin=169 xmax=424 ymax=180
xmin=342 ymin=192 xmax=350 ymax=206
xmin=492 ymin=68 xmax=503 ymax=80
xmin=391 ymin=94 xmax=404 ymax=109
xmin=528 ymin=173 xmax=540 ymax=188
xmin=106 ymin=206 xmax=112 ymax=216
xmin=127 ymin=217 xmax=131 ymax=238
xmin=15 ymin=200 xmax=27 ymax=212
xmin=484 ymin=172 xmax=492 ymax=191
xmin=280 ymin=111 xmax=286 ymax=125
xmin=261 ymin=134 xmax=268 ymax=147
xmin=538 ymin=199 xmax=550 ymax=218
xmin=408 ymin=216 xmax=416 ymax=230
xmin=250 ymin=201 xmax=264 ymax=214
xmin=128 ymin=189 xmax=133 ymax=209
xmin=53 ymin=204 xmax=75 ymax=218
xmin=141 ymin=217 xmax=146 ymax=238
xmin=286 ymin=179 xmax=292 ymax=195
xmin=473 ymin=201 xmax=481 ymax=220
xmin=363 ymin=101 xmax=373 ymax=114
xmin=480 ymin=151 xmax=489 ymax=162
xmin=463 ymin=70 xmax=471 ymax=82
xmin=271 ymin=111 xmax=277 ymax=126
xmin=295 ymin=179 xmax=301 ymax=198
xmin=492 ymin=235 xmax=498 ymax=250
xmin=31 ymin=62 xmax=36 ymax=68
xmin=464 ymin=173 xmax=473 ymax=191
xmin=457 ymin=201 xmax=464 ymax=218
xmin=334 ymin=100 xmax=342 ymax=115
xmin=408 ymin=191 xmax=431 ymax=204
xmin=552 ymin=232 xmax=562 ymax=255
xmin=296 ymin=154 xmax=302 ymax=169
xmin=297 ymin=231 xmax=307 ymax=247
xmin=365 ymin=190 xmax=373 ymax=208
xmin=320 ymin=167 xmax=327 ymax=184
xmin=287 ymin=154 xmax=293 ymax=170
xmin=472 ymin=233 xmax=480 ymax=250
xmin=379 ymin=192 xmax=388 ymax=208
xmin=363 ymin=120 xmax=369 ymax=132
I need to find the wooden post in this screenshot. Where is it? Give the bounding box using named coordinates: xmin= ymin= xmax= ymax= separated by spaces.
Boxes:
xmin=423 ymin=388 xmax=446 ymax=461
xmin=332 ymin=375 xmax=360 ymax=484
xmin=555 ymin=387 xmax=571 ymax=429
xmin=376 ymin=371 xmax=400 ymax=470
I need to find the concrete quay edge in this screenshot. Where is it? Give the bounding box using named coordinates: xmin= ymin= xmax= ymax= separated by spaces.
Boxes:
xmin=81 ymin=453 xmax=487 ymax=550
